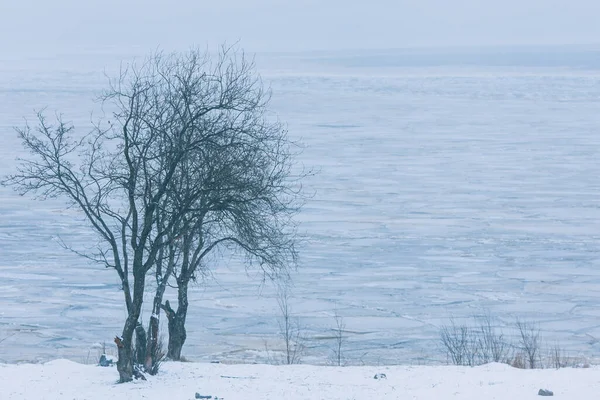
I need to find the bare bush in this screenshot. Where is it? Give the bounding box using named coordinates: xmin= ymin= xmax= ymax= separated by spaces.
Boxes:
xmin=510 ymin=352 xmax=527 ymax=369
xmin=147 ymin=334 xmax=166 ymax=375
xmin=476 ymin=314 xmax=511 ymax=364
xmin=276 ymin=286 xmax=305 ymax=365
xmin=542 ymin=343 xmax=591 ymax=369
xmin=548 ymin=342 xmax=567 ymax=369
xmin=330 ymin=311 xmax=346 ymax=366
xmin=439 ymin=315 xmax=583 ymax=370
xmin=516 ymin=319 xmax=541 ymax=369
xmin=440 ymin=318 xmax=480 ymax=366
xmin=440 ymin=315 xmax=511 ymax=366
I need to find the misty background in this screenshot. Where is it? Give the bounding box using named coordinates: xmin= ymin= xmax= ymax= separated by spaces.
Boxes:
xmin=1 ymin=0 xmax=599 ymax=55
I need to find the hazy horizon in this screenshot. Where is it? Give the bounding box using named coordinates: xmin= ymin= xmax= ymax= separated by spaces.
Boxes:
xmin=1 ymin=0 xmax=600 ymax=55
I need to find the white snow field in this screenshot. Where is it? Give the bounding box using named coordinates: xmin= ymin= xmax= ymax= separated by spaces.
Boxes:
xmin=1 ymin=360 xmax=599 ymax=400
xmin=1 ymin=46 xmax=600 ymax=365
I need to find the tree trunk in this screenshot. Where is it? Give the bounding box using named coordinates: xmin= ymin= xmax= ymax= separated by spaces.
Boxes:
xmin=135 ymin=323 xmax=147 ymax=366
xmin=115 ymin=315 xmax=137 ymax=382
xmin=145 ymin=313 xmax=159 ymax=372
xmin=146 ymin=248 xmax=174 ymax=372
xmin=166 ymin=310 xmax=187 ymax=360
xmin=146 ymin=290 xmax=166 ymax=372
xmin=164 ymin=281 xmax=189 ymax=360
xmin=116 ymin=267 xmax=146 ymax=382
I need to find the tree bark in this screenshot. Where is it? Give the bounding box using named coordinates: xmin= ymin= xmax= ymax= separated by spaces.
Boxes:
xmin=166 ymin=311 xmax=187 ymax=361
xmin=146 ymin=291 xmax=165 ymax=372
xmin=163 ymin=280 xmax=189 ymax=360
xmin=146 ymin=243 xmax=175 ymax=372
xmin=135 ymin=322 xmax=147 ymax=366
xmin=145 ymin=313 xmax=159 ymax=372
xmin=116 ymin=266 xmax=146 ymax=382
xmin=115 ymin=316 xmax=136 ymax=382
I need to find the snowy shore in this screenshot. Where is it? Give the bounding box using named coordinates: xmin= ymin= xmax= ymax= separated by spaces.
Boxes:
xmin=1 ymin=359 xmax=599 ymax=399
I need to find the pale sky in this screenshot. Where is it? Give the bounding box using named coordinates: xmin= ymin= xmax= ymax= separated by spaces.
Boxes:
xmin=1 ymin=0 xmax=599 ymax=54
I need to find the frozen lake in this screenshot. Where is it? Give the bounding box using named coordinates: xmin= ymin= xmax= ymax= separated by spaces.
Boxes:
xmin=1 ymin=46 xmax=600 ymax=365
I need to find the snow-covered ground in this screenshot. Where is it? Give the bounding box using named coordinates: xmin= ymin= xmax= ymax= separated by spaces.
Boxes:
xmin=1 ymin=359 xmax=599 ymax=399
xmin=1 ymin=47 xmax=600 ymax=365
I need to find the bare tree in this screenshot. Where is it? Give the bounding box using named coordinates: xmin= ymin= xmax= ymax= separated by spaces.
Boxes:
xmin=2 ymin=46 xmax=292 ymax=382
xmin=153 ymin=48 xmax=303 ymax=361
xmin=3 ymin=110 xmax=180 ymax=382
xmin=143 ymin=195 xmax=181 ymax=370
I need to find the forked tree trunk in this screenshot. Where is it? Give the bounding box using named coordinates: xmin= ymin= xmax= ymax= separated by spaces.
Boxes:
xmin=166 ymin=310 xmax=187 ymax=360
xmin=163 ymin=281 xmax=189 ymax=360
xmin=115 ymin=315 xmax=137 ymax=382
xmin=116 ymin=268 xmax=146 ymax=382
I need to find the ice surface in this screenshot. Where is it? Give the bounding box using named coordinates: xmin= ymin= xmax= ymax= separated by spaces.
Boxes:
xmin=1 ymin=47 xmax=600 ymax=365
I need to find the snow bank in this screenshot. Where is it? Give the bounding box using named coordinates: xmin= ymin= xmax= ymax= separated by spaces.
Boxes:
xmin=1 ymin=360 xmax=599 ymax=399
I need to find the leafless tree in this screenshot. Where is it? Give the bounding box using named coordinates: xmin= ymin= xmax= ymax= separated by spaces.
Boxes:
xmin=2 ymin=46 xmax=302 ymax=382
xmin=143 ymin=194 xmax=181 ymax=370
xmin=153 ymin=48 xmax=302 ymax=361
xmin=2 ymin=106 xmax=180 ymax=382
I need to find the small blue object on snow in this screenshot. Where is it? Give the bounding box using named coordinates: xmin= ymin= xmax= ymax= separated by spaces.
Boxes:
xmin=98 ymin=354 xmax=113 ymax=367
